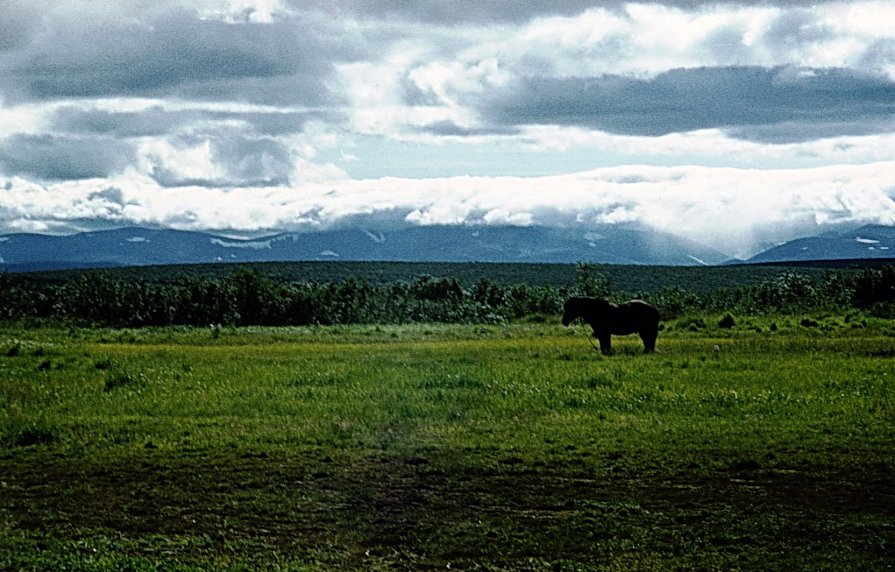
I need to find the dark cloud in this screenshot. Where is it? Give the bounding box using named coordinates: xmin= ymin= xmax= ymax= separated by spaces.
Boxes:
xmin=421 ymin=121 xmax=519 ymax=137
xmin=298 ymin=0 xmax=601 ymax=24
xmin=50 ymin=106 xmax=336 ymax=138
xmin=0 ymin=134 xmax=135 ymax=180
xmin=51 ymin=107 xmax=193 ymax=138
xmin=478 ymin=66 xmax=895 ymax=142
xmin=0 ymin=9 xmax=367 ymax=105
xmin=0 ymin=1 xmax=41 ymax=51
xmin=234 ymin=110 xmax=343 ymax=136
xmin=295 ymin=0 xmax=822 ymax=25
xmin=727 ymin=119 xmax=895 ymax=144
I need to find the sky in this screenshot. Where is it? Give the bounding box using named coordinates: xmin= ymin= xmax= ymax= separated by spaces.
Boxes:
xmin=1 ymin=0 xmax=894 ymax=258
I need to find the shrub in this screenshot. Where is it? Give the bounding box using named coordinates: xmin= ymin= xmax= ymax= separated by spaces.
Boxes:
xmin=574 ymin=262 xmax=611 ymax=298
xmin=648 ymin=287 xmax=702 ymax=320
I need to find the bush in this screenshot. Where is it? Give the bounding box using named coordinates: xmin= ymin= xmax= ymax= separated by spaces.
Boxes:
xmin=853 ymin=266 xmax=895 ymax=308
xmin=574 ymin=262 xmax=611 ymax=298
xmin=648 ymin=287 xmax=702 ymax=320
xmin=752 ymin=272 xmax=817 ymax=313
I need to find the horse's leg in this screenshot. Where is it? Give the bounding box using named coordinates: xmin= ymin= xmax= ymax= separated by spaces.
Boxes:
xmin=640 ymin=329 xmax=657 ymax=353
xmin=598 ymin=334 xmax=612 ymax=355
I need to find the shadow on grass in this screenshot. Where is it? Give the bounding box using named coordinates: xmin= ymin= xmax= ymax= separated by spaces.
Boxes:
xmin=3 ymin=448 xmax=893 ymax=570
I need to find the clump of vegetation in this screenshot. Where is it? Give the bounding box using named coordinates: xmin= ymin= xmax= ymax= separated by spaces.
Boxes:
xmin=677 ymin=317 xmax=707 ymax=331
xmin=718 ymin=313 xmax=736 ymax=329
xmin=104 ymin=371 xmax=148 ymax=392
xmin=9 ymin=422 xmax=57 ymax=447
xmin=573 ymin=262 xmax=612 ymax=298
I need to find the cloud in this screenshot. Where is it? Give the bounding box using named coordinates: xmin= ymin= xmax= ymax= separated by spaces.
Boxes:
xmin=0 ymin=4 xmax=367 ymax=106
xmin=135 ymin=133 xmax=294 ymax=188
xmin=291 ymin=0 xmax=603 ymax=25
xmin=343 ymin=2 xmax=895 ymax=143
xmin=0 ymin=0 xmax=41 ymax=52
xmin=50 ymin=104 xmax=335 ymax=138
xmin=295 ymin=0 xmax=824 ymax=25
xmin=0 ymin=134 xmax=135 ymax=180
xmin=3 ymin=162 xmax=894 ymax=257
xmin=476 ymin=66 xmax=895 ymax=141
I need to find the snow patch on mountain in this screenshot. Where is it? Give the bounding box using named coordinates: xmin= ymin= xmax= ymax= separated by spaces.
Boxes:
xmin=363 ymin=230 xmax=386 ymax=243
xmin=210 ymin=238 xmax=272 ymax=250
xmin=687 ymin=255 xmax=710 ymax=266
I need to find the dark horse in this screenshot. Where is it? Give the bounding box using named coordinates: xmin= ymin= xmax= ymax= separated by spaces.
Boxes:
xmin=562 ymin=297 xmax=660 ymax=355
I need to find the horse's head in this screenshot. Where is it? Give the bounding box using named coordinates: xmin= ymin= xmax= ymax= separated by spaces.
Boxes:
xmin=562 ymin=297 xmax=586 ymax=326
xmin=562 ymin=297 xmax=610 ymax=326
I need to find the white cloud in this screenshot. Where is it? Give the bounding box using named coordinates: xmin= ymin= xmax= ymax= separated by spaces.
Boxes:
xmin=196 ymin=0 xmax=289 ymax=23
xmin=518 ymin=125 xmax=895 ymax=166
xmin=138 ymin=139 xmax=223 ymax=184
xmin=3 ymin=161 xmax=893 ymax=257
xmin=0 ymin=102 xmax=51 ymax=134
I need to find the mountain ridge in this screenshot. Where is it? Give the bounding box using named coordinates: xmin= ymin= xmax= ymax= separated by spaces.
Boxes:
xmin=743 ymin=224 xmax=895 ymax=264
xmin=4 ymin=223 xmax=895 ymax=272
xmin=1 ymin=225 xmax=729 ymax=271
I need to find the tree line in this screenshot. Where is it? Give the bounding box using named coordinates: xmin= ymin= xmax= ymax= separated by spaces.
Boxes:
xmin=1 ymin=264 xmax=893 ymax=327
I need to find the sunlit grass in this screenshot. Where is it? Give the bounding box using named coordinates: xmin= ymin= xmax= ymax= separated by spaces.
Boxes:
xmin=2 ymin=320 xmax=894 ymax=569
xmin=3 ymin=320 xmax=893 ymax=463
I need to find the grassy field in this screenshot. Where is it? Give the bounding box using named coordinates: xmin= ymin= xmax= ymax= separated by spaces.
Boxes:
xmin=1 ymin=317 xmax=894 ymax=570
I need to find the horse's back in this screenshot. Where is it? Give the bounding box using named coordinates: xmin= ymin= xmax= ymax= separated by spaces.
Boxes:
xmin=617 ymin=300 xmax=660 ymax=329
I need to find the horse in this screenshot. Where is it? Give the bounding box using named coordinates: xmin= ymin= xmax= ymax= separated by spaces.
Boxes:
xmin=562 ymin=297 xmax=660 ymax=355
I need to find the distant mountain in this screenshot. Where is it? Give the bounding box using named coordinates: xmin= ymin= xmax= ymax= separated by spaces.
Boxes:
xmin=744 ymin=225 xmax=895 ymax=264
xmin=0 ymin=225 xmax=730 ymax=271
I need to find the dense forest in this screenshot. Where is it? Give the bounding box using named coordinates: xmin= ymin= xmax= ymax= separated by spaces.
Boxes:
xmin=2 ymin=262 xmax=894 ymax=328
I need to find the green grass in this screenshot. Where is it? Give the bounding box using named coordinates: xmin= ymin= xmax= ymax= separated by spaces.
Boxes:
xmin=2 ymin=318 xmax=894 ymax=570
